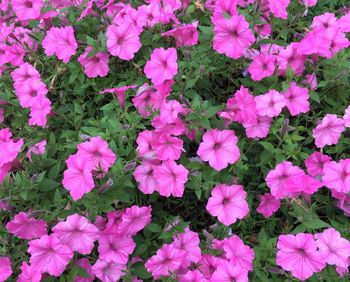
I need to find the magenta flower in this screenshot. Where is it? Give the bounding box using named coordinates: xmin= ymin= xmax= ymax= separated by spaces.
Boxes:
xmin=161 ymin=22 xmax=199 ymax=47
xmin=255 ymin=90 xmax=286 ymax=118
xmin=211 ymin=259 xmax=248 ymax=282
xmin=28 ymin=234 xmax=74 ymax=276
xmin=52 ymin=213 xmax=99 ymax=255
xmin=283 ymin=82 xmax=310 ymax=116
xmin=11 ymin=63 xmax=40 ymax=89
xmin=325 ymin=27 xmax=350 ymax=57
xmin=343 ymin=105 xmax=350 ymax=128
xmin=206 ymin=184 xmax=249 ymax=226
xmin=6 ymin=212 xmax=47 ymax=240
xmin=179 ymin=269 xmax=206 ymax=282
xmin=173 ymin=228 xmax=202 ymax=265
xmin=268 ymin=0 xmax=290 ymax=20
xmin=106 ymin=23 xmax=141 ymax=60
xmin=247 ymin=54 xmax=276 ymax=81
xmin=159 ymin=100 xmax=186 ymax=124
xmin=297 ymin=27 xmax=331 ymax=58
xmin=315 ymin=228 xmax=350 ymax=268
xmin=277 ymin=43 xmax=306 ymax=75
xmin=77 ymin=136 xmax=117 ymax=172
xmin=15 ymin=78 xmax=48 ymax=109
xmin=276 ymin=233 xmax=326 ymax=281
xmin=153 ymin=134 xmax=183 ymax=161
xmin=98 ymin=234 xmax=135 ymax=264
xmin=42 ymin=26 xmax=78 ymax=64
xmin=212 ymin=15 xmax=255 ymax=59
xmin=256 ymin=193 xmax=281 ymax=218
xmin=99 ymin=85 xmax=137 ymax=109
xmin=62 ymin=154 xmax=95 ymax=201
xmin=144 ymin=47 xmax=178 ymax=85
xmin=92 ymin=259 xmax=126 ymax=282
xmin=244 ymin=115 xmax=272 ymax=139
xmin=154 ymin=160 xmax=189 ymax=197
xmin=117 ymin=205 xmax=152 ymax=236
xmin=28 ymin=94 xmax=51 ymax=127
xmin=133 ymin=161 xmax=160 ymax=194
xmin=197 ymin=129 xmax=240 ymax=171
xmin=222 ymin=235 xmax=255 ymax=271
xmin=312 ymin=114 xmax=345 ymax=148
xmin=311 ymin=13 xmax=337 ymax=30
xmin=305 ymin=152 xmax=332 ymax=177
xmin=286 ymin=174 xmax=323 ymax=195
xmin=74 ymin=258 xmax=95 ymax=282
xmin=323 ymin=159 xmax=350 ymax=193
xmin=27 ymin=139 xmax=46 ymax=161
xmin=265 ymin=161 xmax=304 ymax=199
xmin=339 ymin=12 xmax=350 ymax=33
xmin=197 ymin=254 xmax=220 ymax=278
xmin=213 ymin=0 xmax=238 ymax=20
xmin=11 ymin=0 xmax=43 ymax=20
xmin=145 ymin=244 xmax=186 ymax=279
xmin=18 ymin=261 xmax=42 ymax=282
xmin=78 ymin=46 xmax=109 ymax=78
xmin=0 ymin=257 xmax=12 ymax=282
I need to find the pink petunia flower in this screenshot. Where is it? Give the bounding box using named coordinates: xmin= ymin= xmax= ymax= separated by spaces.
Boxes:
xmin=179 ymin=270 xmax=206 ymax=282
xmin=255 ymin=90 xmax=286 ymax=118
xmin=305 ymin=152 xmax=332 ymax=177
xmin=211 ymin=259 xmax=248 ymax=282
xmin=268 ymin=0 xmax=290 ymax=20
xmin=159 ymin=100 xmax=186 ymax=124
xmin=42 ymin=26 xmax=78 ymax=64
xmin=173 ymin=228 xmax=202 ymax=266
xmin=99 ymin=85 xmax=137 ymax=109
xmin=153 ymin=133 xmax=183 ymax=161
xmin=62 ymin=154 xmax=95 ymax=201
xmin=117 ymin=205 xmax=152 ymax=236
xmin=11 ymin=0 xmax=43 ymax=20
xmin=325 ymin=27 xmax=350 ymax=58
xmin=276 ymin=233 xmax=326 ymax=281
xmin=98 ymin=234 xmax=135 ymax=264
xmin=297 ymin=27 xmax=331 ymax=58
xmin=52 ymin=213 xmax=100 ymax=255
xmin=78 ymin=46 xmax=110 ymax=78
xmin=312 ymin=114 xmax=345 ymax=148
xmin=28 ymin=234 xmax=74 ymax=276
xmin=286 ymin=174 xmax=323 ymax=195
xmin=6 ymin=212 xmax=47 ymax=240
xmin=28 ymin=92 xmax=52 ymax=127
xmin=315 ymin=228 xmax=350 ymax=268
xmin=339 ymin=12 xmax=350 ymax=33
xmin=323 ymin=159 xmax=350 ymax=194
xmin=212 ymin=15 xmax=255 ymax=59
xmin=276 ymin=43 xmax=306 ymax=76
xmin=106 ymin=23 xmax=141 ymax=60
xmin=92 ymin=259 xmax=126 ymax=282
xmin=265 ymin=161 xmax=304 ymax=199
xmin=74 ymin=258 xmax=95 ymax=282
xmin=161 ymin=22 xmax=199 ymax=47
xmin=343 ymin=105 xmax=350 ymax=128
xmin=153 ymin=160 xmax=189 ymax=197
xmin=0 ymin=257 xmax=12 ymax=282
xmin=144 ymin=47 xmax=178 ymax=85
xmin=247 ymin=54 xmax=276 ymax=81
xmin=145 ymin=244 xmax=186 ymax=279
xmin=244 ymin=115 xmax=272 ymax=139
xmin=18 ymin=261 xmax=42 ymax=282
xmin=283 ymin=82 xmax=310 ymax=116
xmin=197 ymin=129 xmax=240 ymax=171
xmin=77 ymin=136 xmax=117 ymax=172
xmin=11 ymin=63 xmax=40 ymax=89
xmin=222 ymin=235 xmax=255 ymax=271
xmin=206 ymin=184 xmax=249 ymax=226
xmin=15 ymin=78 xmax=48 ymax=109
xmin=27 ymin=140 xmax=46 ymax=161
xmin=311 ymin=13 xmax=338 ymax=30
xmin=133 ymin=161 xmax=160 ymax=194
xmin=256 ymin=193 xmax=281 ymax=218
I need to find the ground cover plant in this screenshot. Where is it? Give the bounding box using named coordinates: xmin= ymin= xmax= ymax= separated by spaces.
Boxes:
xmin=1 ymin=0 xmax=350 ymax=281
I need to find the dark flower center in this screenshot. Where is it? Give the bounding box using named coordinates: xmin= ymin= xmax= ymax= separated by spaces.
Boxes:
xmin=25 ymin=1 xmax=33 ymax=8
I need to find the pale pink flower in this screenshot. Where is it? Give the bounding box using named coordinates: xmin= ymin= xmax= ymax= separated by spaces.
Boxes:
xmin=283 ymin=82 xmax=310 ymax=116
xmin=62 ymin=154 xmax=95 ymax=201
xmin=312 ymin=114 xmax=345 ymax=148
xmin=179 ymin=270 xmax=206 ymax=282
xmin=98 ymin=234 xmax=135 ymax=264
xmin=42 ymin=26 xmax=78 ymax=63
xmin=197 ymin=254 xmax=220 ymax=278
xmin=247 ymin=54 xmax=276 ymax=81
xmin=323 ymin=159 xmax=350 ymax=194
xmin=256 ymin=193 xmax=281 ymax=218
xmin=297 ymin=27 xmax=331 ymax=58
xmin=222 ymin=235 xmax=255 ymax=271
xmin=206 ymin=184 xmax=249 ymax=226
xmin=136 ymin=130 xmax=157 ymax=160
xmin=144 ymin=47 xmax=178 ymax=85
xmin=11 ymin=63 xmax=40 ymax=89
xmin=52 ymin=213 xmax=100 ymax=255
xmin=133 ymin=161 xmax=159 ymax=194
xmin=106 ymin=23 xmax=141 ymax=60
xmin=145 ymin=244 xmax=186 ymax=279
xmin=255 ymin=90 xmax=286 ymax=118
xmin=27 ymin=140 xmax=46 ymax=161
xmin=343 ymin=105 xmax=350 ymax=128
xmin=0 ymin=257 xmax=12 ymax=282
xmin=153 ymin=134 xmax=183 ymax=161
xmin=211 ymin=259 xmax=248 ymax=282
xmin=77 ymin=136 xmax=116 ymax=172
xmin=311 ymin=13 xmax=338 ymax=30
xmin=6 ymin=212 xmax=47 ymax=240
xmin=276 ymin=43 xmax=306 ymax=75
xmin=268 ymin=0 xmax=290 ymax=19
xmin=92 ymin=259 xmax=126 ymax=282
xmin=28 ymin=234 xmax=74 ymax=276
xmin=11 ymin=0 xmax=43 ymax=20
xmin=153 ymin=160 xmax=189 ymax=197
xmin=212 ymin=15 xmax=255 ymax=59
xmin=315 ymin=228 xmax=350 ymax=268
xmin=117 ymin=205 xmax=152 ymax=236
xmin=276 ymin=233 xmax=326 ymax=281
xmin=28 ymin=93 xmax=51 ymax=127
xmin=74 ymin=258 xmax=95 ymax=282
xmin=159 ymin=100 xmax=186 ymax=124
xmin=173 ymin=229 xmax=201 ymax=265
xmin=161 ymin=22 xmax=199 ymax=47
xmin=18 ymin=261 xmax=42 ymax=282
xmin=15 ymin=78 xmax=48 ymax=109
xmin=197 ymin=129 xmax=240 ymax=171
xmin=304 ymin=152 xmax=331 ymax=177
xmin=78 ymin=46 xmax=109 ymax=78
xmin=244 ymin=115 xmax=272 ymax=139
xmin=266 ymin=161 xmax=304 ymax=199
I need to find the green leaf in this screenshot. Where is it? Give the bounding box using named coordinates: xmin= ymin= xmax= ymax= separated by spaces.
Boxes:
xmin=132 ymin=262 xmax=152 ymax=279
xmin=146 ymin=223 xmax=162 ymax=233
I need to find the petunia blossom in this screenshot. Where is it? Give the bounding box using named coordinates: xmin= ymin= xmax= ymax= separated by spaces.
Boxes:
xmin=323 ymin=159 xmax=350 ymax=194
xmin=78 ymin=46 xmax=109 ymax=78
xmin=98 ymin=234 xmax=135 ymax=264
xmin=133 ymin=161 xmax=159 ymax=194
xmin=256 ymin=193 xmax=281 ymax=218
xmin=255 ymin=90 xmax=286 ymax=118
xmin=18 ymin=261 xmax=42 ymax=282
xmin=312 ymin=114 xmax=345 ymax=148
xmin=283 ymin=82 xmax=310 ymax=116
xmin=117 ymin=205 xmax=152 ymax=236
xmin=305 ymin=152 xmax=332 ymax=177
xmin=0 ymin=257 xmax=12 ymax=282
xmin=247 ymin=54 xmax=276 ymax=81
xmin=11 ymin=0 xmax=43 ymax=21
xmin=92 ymin=259 xmax=126 ymax=282
xmin=211 ymin=259 xmax=248 ymax=282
